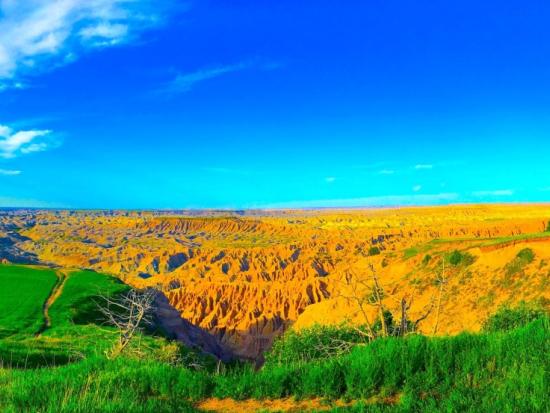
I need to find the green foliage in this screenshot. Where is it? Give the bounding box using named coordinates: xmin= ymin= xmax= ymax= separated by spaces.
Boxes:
xmin=546 ymin=221 xmax=550 ymax=232
xmin=265 ymin=324 xmax=367 ymax=365
xmin=448 ymin=250 xmax=475 ymax=266
xmin=516 ymin=248 xmax=535 ymax=263
xmin=2 ymin=317 xmax=548 ymax=412
xmin=372 ymin=310 xmax=395 ymax=336
xmin=505 ymin=248 xmax=535 ymax=277
xmin=368 ymin=246 xmax=381 ymax=256
xmin=482 ymin=302 xmax=548 ymax=332
xmin=422 ymin=254 xmax=432 ymax=265
xmin=0 ymin=265 xmax=58 ymax=338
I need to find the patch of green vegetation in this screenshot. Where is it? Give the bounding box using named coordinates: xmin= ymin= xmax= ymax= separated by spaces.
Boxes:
xmin=368 ymin=246 xmax=381 ymax=256
xmin=505 ymin=248 xmax=535 ymax=277
xmin=0 ymin=265 xmax=57 ymax=338
xmin=432 ymin=231 xmax=550 ymax=248
xmin=481 ymin=232 xmax=550 ymax=247
xmin=546 ymin=221 xmax=550 ymax=232
xmin=447 ymin=250 xmax=476 ymax=266
xmin=403 ymin=243 xmax=435 ymax=260
xmin=403 ymin=247 xmax=418 ymax=259
xmin=1 ymin=316 xmax=548 ymax=412
xmin=0 ymin=268 xmax=169 ymax=367
xmin=421 ymin=254 xmax=432 ymax=265
xmin=482 ymin=302 xmax=548 ymax=332
xmin=48 ymin=270 xmax=128 ymax=327
xmin=266 ymin=324 xmax=367 ymax=365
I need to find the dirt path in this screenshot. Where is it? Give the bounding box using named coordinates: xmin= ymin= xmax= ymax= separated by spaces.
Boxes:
xmin=196 ymin=398 xmax=353 ymax=412
xmin=36 ymin=269 xmax=70 ymax=336
xmin=196 ymin=394 xmax=401 ymax=412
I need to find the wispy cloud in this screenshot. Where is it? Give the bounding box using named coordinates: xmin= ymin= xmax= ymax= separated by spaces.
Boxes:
xmin=0 ymin=124 xmax=56 ymax=158
xmin=164 ymin=62 xmax=250 ymax=94
xmin=325 ymin=176 xmax=336 ymax=183
xmin=412 ymin=185 xmax=422 ymax=192
xmin=414 ymin=164 xmax=433 ymax=170
xmin=158 ymin=59 xmax=282 ymax=96
xmin=0 ymin=0 xmax=172 ymax=85
xmin=377 ymin=169 xmax=395 ymax=175
xmin=472 ymin=190 xmax=514 ymax=197
xmin=0 ymin=169 xmax=21 ymax=176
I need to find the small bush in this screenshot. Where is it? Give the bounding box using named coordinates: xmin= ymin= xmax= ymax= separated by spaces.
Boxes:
xmin=265 ymin=324 xmax=368 ymax=366
xmin=505 ymin=248 xmax=535 ymax=277
xmin=368 ymin=247 xmax=381 ymax=256
xmin=482 ymin=302 xmax=548 ymax=332
xmin=422 ymin=254 xmax=432 ymax=265
xmin=516 ymin=248 xmax=535 ymax=263
xmin=448 ymin=250 xmax=475 ymax=266
xmin=546 ymin=221 xmax=550 ymax=232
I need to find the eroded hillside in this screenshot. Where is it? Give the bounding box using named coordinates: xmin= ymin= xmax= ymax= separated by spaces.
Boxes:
xmin=2 ymin=205 xmax=549 ymax=359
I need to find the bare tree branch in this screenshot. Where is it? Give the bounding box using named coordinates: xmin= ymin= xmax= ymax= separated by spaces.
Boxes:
xmin=97 ymin=287 xmax=158 ymax=358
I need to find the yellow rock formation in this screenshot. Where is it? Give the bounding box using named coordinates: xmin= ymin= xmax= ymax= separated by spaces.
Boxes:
xmin=6 ymin=204 xmax=550 ymax=358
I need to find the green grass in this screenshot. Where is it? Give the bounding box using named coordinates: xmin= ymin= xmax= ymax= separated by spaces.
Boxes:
xmin=47 ymin=270 xmax=128 ymax=327
xmin=430 ymin=231 xmax=550 ymax=248
xmin=1 ymin=317 xmax=548 ymax=412
xmin=0 ymin=265 xmax=57 ymax=338
xmin=0 ymin=268 xmax=151 ymax=368
xmin=403 ymin=247 xmax=419 ymax=259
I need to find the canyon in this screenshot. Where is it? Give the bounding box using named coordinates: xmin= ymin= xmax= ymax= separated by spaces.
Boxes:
xmin=1 ymin=204 xmax=549 ymax=359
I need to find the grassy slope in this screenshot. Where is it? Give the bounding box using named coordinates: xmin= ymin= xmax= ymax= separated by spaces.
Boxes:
xmin=0 ymin=265 xmax=57 ymax=338
xmin=47 ymin=270 xmax=128 ymax=327
xmin=0 ymin=319 xmax=548 ymax=412
xmin=0 ymin=268 xmax=139 ymax=368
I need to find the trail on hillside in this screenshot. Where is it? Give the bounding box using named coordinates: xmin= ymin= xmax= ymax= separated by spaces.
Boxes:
xmin=36 ymin=270 xmax=70 ymax=336
xmin=196 ymin=397 xmax=353 ymax=412
xmin=196 ymin=394 xmax=400 ymax=412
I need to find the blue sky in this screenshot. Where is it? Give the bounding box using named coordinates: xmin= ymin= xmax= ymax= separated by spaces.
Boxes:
xmin=1 ymin=0 xmax=550 ymax=209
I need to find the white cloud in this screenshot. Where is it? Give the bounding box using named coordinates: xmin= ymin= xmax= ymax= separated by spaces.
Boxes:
xmin=377 ymin=169 xmax=395 ymax=175
xmin=415 ymin=164 xmax=433 ymax=170
xmin=472 ymin=190 xmax=514 ymax=197
xmin=159 ymin=59 xmax=282 ymax=95
xmin=0 ymin=0 xmax=169 ymax=82
xmin=325 ymin=176 xmax=336 ymax=183
xmin=160 ymin=62 xmax=251 ymax=95
xmin=0 ymin=168 xmax=21 ymax=175
xmin=0 ymin=124 xmax=54 ymax=158
xmin=412 ymin=185 xmax=422 ymax=192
